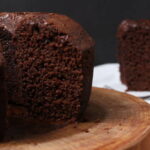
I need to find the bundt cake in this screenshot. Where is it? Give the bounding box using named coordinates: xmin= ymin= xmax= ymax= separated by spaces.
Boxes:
xmin=0 ymin=12 xmax=95 ymax=124
xmin=117 ymin=19 xmax=150 ymax=91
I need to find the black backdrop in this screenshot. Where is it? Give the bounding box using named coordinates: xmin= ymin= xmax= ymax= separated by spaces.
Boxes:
xmin=0 ymin=0 xmax=150 ymax=65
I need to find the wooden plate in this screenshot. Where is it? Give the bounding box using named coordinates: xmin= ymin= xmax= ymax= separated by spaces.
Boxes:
xmin=0 ymin=87 xmax=150 ymax=150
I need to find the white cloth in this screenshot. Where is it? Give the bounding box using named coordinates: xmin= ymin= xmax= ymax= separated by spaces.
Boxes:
xmin=92 ymin=63 xmax=150 ymax=104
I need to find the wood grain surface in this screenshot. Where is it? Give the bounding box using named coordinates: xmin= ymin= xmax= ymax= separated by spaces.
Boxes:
xmin=0 ymin=87 xmax=150 ymax=150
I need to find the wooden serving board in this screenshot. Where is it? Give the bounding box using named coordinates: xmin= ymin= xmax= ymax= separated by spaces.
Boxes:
xmin=0 ymin=87 xmax=150 ymax=150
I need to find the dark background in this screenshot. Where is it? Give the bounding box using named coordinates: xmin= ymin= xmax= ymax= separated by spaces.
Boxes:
xmin=0 ymin=0 xmax=150 ymax=65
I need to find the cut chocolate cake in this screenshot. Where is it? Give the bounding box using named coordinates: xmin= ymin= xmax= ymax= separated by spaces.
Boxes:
xmin=0 ymin=51 xmax=6 ymax=140
xmin=0 ymin=12 xmax=95 ymax=124
xmin=117 ymin=20 xmax=150 ymax=91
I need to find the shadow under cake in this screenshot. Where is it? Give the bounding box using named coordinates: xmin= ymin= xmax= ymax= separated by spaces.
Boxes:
xmin=0 ymin=51 xmax=7 ymax=141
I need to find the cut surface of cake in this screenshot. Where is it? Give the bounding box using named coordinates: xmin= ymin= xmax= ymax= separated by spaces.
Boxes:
xmin=0 ymin=51 xmax=6 ymax=140
xmin=0 ymin=12 xmax=94 ymax=124
xmin=117 ymin=19 xmax=150 ymax=91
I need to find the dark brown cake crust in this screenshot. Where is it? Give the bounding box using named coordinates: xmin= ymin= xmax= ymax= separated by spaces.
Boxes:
xmin=0 ymin=12 xmax=95 ymax=123
xmin=0 ymin=51 xmax=6 ymax=140
xmin=117 ymin=19 xmax=150 ymax=91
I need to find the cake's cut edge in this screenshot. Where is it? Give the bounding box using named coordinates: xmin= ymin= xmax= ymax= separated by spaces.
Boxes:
xmin=0 ymin=12 xmax=95 ymax=124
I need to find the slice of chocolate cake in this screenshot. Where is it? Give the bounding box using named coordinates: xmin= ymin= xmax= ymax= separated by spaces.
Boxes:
xmin=0 ymin=12 xmax=94 ymax=124
xmin=0 ymin=51 xmax=6 ymax=140
xmin=117 ymin=20 xmax=150 ymax=91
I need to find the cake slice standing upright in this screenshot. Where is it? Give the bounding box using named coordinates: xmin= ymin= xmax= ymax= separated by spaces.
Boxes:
xmin=117 ymin=20 xmax=150 ymax=91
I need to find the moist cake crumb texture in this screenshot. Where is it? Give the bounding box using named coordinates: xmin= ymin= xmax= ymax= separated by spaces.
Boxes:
xmin=117 ymin=19 xmax=150 ymax=91
xmin=0 ymin=12 xmax=95 ymax=124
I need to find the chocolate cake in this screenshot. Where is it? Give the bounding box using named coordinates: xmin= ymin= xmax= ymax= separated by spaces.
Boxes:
xmin=0 ymin=12 xmax=94 ymax=124
xmin=0 ymin=52 xmax=6 ymax=140
xmin=117 ymin=19 xmax=150 ymax=91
